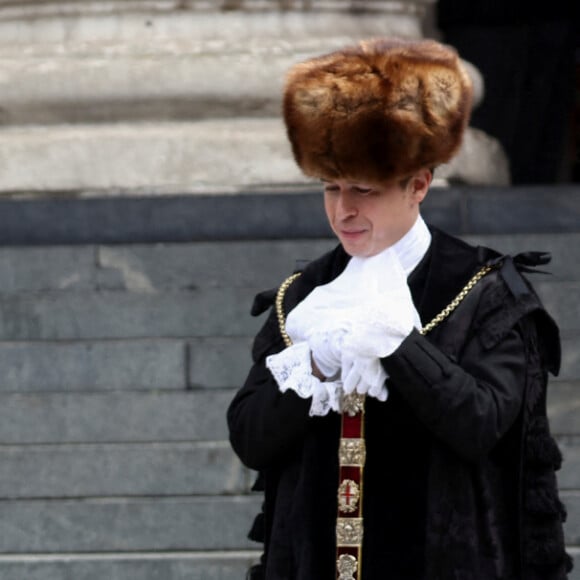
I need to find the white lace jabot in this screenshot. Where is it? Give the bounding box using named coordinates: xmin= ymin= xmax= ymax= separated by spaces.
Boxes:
xmin=266 ymin=215 xmax=432 ymax=416
xmin=391 ymin=214 xmax=432 ymax=276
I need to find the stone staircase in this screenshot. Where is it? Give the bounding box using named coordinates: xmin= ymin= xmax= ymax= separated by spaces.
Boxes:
xmin=0 ymin=187 xmax=577 ymax=579
xmin=0 ymin=243 xmax=267 ymax=578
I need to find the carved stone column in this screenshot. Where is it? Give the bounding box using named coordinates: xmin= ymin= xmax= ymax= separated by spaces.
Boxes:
xmin=0 ymin=0 xmax=508 ymax=195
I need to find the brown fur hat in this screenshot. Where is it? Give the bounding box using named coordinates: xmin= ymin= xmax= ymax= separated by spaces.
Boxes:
xmin=283 ymin=37 xmax=473 ymax=184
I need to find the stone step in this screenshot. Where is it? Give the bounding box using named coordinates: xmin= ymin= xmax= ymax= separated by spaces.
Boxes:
xmin=557 ymin=437 xmax=580 ymax=490
xmin=4 ymin=550 xmax=580 ymax=580
xmin=0 ymin=382 xmax=572 ymax=445
xmin=0 ymin=551 xmax=573 ymax=580
xmin=0 ymin=492 xmax=573 ymax=556
xmin=0 ymin=340 xmax=187 ymax=392
xmin=0 ymin=240 xmax=336 ymax=293
xmin=0 ymin=550 xmax=575 ymax=580
xmin=0 ymin=337 xmax=254 ymax=392
xmin=0 ymin=246 xmax=95 ymax=293
xmin=188 ymin=337 xmax=253 ymax=390
xmin=0 ymin=442 xmax=250 ymax=499
xmin=0 ymin=422 xmax=574 ymax=495
xmin=547 ymin=382 xmax=580 ymax=436
xmin=1 ymin=430 xmax=574 ymax=498
xmin=0 ymin=332 xmax=575 ymax=394
xmin=94 ymin=240 xmax=337 ymax=292
xmin=0 ymin=496 xmax=261 ymax=553
xmin=0 ymin=282 xmax=577 ymax=341
xmin=0 ymin=235 xmax=571 ymax=296
xmin=97 ymin=239 xmax=580 ymax=296
xmin=96 ymin=234 xmax=580 ymax=287
xmin=560 ymin=338 xmax=580 ymax=383
xmin=0 ymin=398 xmax=573 ymax=487
xmin=0 ymin=187 xmax=577 ymax=245
xmin=0 ymin=552 xmax=259 ymax=580
xmin=564 ymin=493 xmax=580 ymax=546
xmin=158 ymin=330 xmax=580 ymax=389
xmin=0 ymin=383 xmax=573 ymax=474
xmin=572 ymin=550 xmax=580 ymax=580
xmin=0 ymin=432 xmax=577 ymax=500
xmin=0 ymin=287 xmax=261 ymax=340
xmin=0 ymin=390 xmax=233 ymax=444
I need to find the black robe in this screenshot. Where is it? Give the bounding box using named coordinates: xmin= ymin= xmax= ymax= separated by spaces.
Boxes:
xmin=228 ymin=227 xmax=571 ymax=580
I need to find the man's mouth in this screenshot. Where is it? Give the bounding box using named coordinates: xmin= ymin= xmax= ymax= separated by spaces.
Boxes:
xmin=340 ymin=229 xmax=366 ymax=238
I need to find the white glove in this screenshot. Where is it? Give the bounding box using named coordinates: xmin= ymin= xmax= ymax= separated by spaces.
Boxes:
xmin=342 ymin=297 xmax=418 ymax=359
xmin=281 ymin=246 xmax=422 ymax=406
xmin=308 ymin=329 xmax=346 ymax=379
xmin=339 ymin=247 xmax=420 ymax=359
xmin=341 ymin=352 xmax=388 ymax=401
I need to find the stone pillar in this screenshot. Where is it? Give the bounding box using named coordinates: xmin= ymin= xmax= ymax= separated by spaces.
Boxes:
xmin=0 ymin=0 xmax=508 ymax=195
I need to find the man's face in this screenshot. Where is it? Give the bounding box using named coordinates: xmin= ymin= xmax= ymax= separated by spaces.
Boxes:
xmin=323 ymin=172 xmax=430 ymax=257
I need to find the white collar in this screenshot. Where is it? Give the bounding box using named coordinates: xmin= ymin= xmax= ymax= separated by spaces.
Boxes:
xmin=343 ymin=214 xmax=431 ymax=281
xmin=389 ymin=214 xmax=431 ymax=277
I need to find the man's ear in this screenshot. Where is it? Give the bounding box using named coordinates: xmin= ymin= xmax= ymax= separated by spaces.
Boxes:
xmin=409 ymin=168 xmax=432 ymax=204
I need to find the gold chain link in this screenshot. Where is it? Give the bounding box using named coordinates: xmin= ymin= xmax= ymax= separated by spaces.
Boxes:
xmin=275 ymin=265 xmax=495 ymax=344
xmin=418 ymin=264 xmax=493 ymax=335
xmin=275 ymin=272 xmax=302 ymax=347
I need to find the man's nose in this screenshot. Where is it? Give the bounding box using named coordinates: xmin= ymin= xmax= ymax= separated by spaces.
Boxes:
xmin=336 ymin=190 xmax=358 ymax=220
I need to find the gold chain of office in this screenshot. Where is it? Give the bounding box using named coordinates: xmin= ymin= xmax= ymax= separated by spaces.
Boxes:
xmin=275 ymin=264 xmax=494 ymax=347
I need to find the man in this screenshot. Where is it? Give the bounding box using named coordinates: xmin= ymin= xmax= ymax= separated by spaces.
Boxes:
xmin=227 ymin=38 xmax=570 ymax=579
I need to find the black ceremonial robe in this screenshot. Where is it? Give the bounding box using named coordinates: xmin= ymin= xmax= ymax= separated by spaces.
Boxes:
xmin=227 ymin=227 xmax=570 ymax=580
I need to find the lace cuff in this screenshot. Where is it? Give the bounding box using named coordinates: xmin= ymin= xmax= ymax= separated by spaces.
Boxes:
xmin=266 ymin=342 xmax=342 ymax=417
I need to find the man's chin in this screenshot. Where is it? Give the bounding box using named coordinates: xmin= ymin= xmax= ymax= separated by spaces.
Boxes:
xmin=341 ymin=242 xmax=372 ymax=258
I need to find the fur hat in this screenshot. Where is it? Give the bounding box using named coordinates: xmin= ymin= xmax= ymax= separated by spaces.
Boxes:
xmin=283 ymin=37 xmax=473 ymax=184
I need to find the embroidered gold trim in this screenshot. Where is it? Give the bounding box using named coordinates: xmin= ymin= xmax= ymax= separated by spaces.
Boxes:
xmin=337 ymin=554 xmax=358 ymax=579
xmin=341 ymin=393 xmax=366 ymax=416
xmin=339 ymin=438 xmax=366 ymax=467
xmin=336 ymin=518 xmax=364 ymax=546
xmin=338 ymin=479 xmax=360 ymax=513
